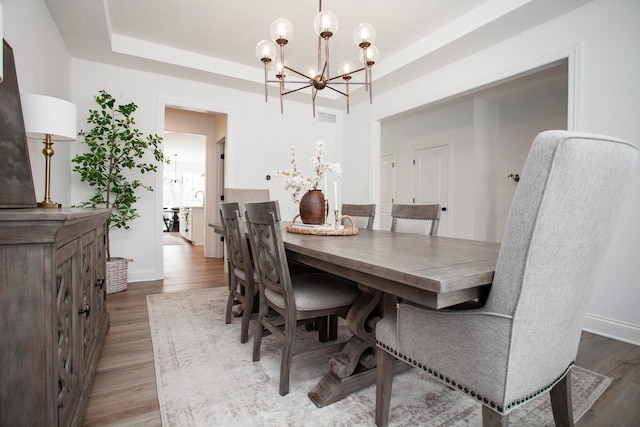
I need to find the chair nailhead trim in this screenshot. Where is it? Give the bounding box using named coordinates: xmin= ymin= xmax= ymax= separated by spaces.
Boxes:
xmin=376 ymin=342 xmax=575 ymax=415
xmin=504 ymin=363 xmax=574 ymax=411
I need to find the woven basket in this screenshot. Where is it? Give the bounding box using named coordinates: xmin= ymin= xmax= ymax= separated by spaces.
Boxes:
xmin=106 ymin=257 xmax=131 ymax=294
xmin=286 ymin=215 xmax=359 ymax=236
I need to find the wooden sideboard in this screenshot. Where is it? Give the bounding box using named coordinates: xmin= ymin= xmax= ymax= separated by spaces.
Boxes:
xmin=0 ymin=208 xmax=111 ymax=426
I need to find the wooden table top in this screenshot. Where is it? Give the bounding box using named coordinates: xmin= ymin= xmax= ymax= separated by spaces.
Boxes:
xmin=209 ymin=222 xmax=500 ymax=308
xmin=283 ymin=228 xmax=500 ymax=309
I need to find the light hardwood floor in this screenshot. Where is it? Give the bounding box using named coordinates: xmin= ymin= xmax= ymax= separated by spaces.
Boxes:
xmin=82 ymin=236 xmax=640 ymax=426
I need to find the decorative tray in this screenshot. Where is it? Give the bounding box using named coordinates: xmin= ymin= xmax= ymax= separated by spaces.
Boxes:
xmin=286 ymin=215 xmax=359 ymax=236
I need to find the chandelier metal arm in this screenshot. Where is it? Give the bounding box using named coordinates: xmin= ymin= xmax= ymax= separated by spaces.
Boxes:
xmin=326 ymin=85 xmax=347 ymax=97
xmin=320 ymin=59 xmax=328 ymax=81
xmin=284 ymin=65 xmax=312 ymax=80
xmin=323 ymin=38 xmax=330 ymax=82
xmin=267 ymin=79 xmax=312 ymax=84
xmin=262 ymin=61 xmax=269 ymax=102
xmin=326 ymin=67 xmax=366 ymax=82
xmin=312 ymin=87 xmax=317 ymax=117
xmin=282 ymin=84 xmax=313 ymax=96
xmin=317 ymin=36 xmax=322 ymax=74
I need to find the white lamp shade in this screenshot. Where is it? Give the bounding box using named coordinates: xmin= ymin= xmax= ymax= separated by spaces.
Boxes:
xmin=338 ymin=60 xmax=355 ymax=75
xmin=255 ymin=39 xmax=276 ymax=61
xmin=270 ymin=18 xmax=293 ymax=43
xmin=21 ymin=94 xmax=77 ymax=141
xmin=271 ymin=58 xmax=288 ymax=74
xmin=359 ymin=44 xmax=380 ymax=65
xmin=353 ymin=23 xmax=376 ymax=46
xmin=313 ymin=10 xmax=338 ymax=36
xmin=306 ymin=65 xmax=318 ymax=78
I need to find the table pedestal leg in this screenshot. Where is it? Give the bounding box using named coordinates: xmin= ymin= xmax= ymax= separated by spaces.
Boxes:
xmin=308 ymin=288 xmax=410 ymax=407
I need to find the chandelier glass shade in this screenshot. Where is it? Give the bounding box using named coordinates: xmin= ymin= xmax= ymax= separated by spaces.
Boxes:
xmin=256 ymin=0 xmax=378 ymax=116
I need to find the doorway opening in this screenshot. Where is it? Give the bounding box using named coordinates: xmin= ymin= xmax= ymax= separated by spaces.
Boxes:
xmin=162 ymin=106 xmax=227 ymax=260
xmin=162 ymin=132 xmax=207 ymax=245
xmin=379 ymin=59 xmax=569 ymax=240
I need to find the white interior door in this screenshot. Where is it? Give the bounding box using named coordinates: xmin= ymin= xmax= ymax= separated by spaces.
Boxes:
xmin=413 ymin=145 xmax=450 ymax=236
xmin=379 ymin=153 xmax=395 ymax=230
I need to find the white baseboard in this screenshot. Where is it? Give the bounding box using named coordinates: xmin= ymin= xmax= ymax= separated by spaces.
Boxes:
xmin=127 ymin=268 xmax=161 ymax=283
xmin=583 ymin=313 xmax=640 ymax=346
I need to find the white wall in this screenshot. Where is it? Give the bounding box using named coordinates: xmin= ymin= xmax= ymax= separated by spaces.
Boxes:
xmin=347 ymin=0 xmax=640 ymax=344
xmin=4 ymin=0 xmax=73 ymax=205
xmin=494 ymin=87 xmax=568 ymax=240
xmin=70 ymin=58 xmax=345 ymax=281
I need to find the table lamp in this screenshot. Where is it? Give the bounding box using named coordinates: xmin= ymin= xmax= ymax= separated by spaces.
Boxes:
xmin=21 ymin=94 xmax=77 ymax=208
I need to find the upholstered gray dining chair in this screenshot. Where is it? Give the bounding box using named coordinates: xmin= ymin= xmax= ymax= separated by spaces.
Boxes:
xmin=223 ymin=187 xmax=270 ymax=214
xmin=245 ymin=201 xmax=362 ymax=396
xmin=375 ymin=131 xmax=638 ymax=427
xmin=220 ymin=202 xmax=257 ymax=344
xmin=390 ymin=203 xmax=440 ymax=235
xmin=341 ymin=203 xmax=376 ymax=230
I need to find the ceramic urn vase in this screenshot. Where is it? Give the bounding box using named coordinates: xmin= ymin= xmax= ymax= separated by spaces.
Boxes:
xmin=299 ymin=189 xmax=325 ymax=224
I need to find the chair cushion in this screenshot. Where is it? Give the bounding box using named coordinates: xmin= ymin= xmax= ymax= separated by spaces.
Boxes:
xmin=264 ymin=273 xmax=360 ymax=311
xmin=233 ymin=266 xmax=257 ymax=283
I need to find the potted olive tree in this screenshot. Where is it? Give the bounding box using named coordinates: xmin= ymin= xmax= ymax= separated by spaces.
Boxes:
xmin=72 ymin=90 xmax=167 ymax=293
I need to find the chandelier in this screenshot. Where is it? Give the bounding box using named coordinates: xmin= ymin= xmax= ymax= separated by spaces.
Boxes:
xmin=255 ymin=0 xmax=379 ymax=116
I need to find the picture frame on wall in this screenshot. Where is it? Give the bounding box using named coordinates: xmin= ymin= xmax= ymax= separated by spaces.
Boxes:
xmin=0 ymin=40 xmax=37 ymax=208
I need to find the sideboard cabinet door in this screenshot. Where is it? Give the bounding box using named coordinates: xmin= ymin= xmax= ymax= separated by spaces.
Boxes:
xmin=0 ymin=208 xmax=111 ymax=426
xmin=56 ymin=239 xmax=81 ymax=427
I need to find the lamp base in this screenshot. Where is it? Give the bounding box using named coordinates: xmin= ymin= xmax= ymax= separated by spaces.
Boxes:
xmin=38 ymin=200 xmax=61 ymax=208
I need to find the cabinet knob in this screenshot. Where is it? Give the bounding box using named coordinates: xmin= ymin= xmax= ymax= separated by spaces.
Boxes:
xmin=78 ymin=304 xmax=91 ymax=318
xmin=95 ymin=277 xmax=105 ymax=289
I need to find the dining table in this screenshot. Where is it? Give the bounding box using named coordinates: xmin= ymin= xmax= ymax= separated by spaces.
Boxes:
xmin=283 ymin=226 xmax=500 ymax=406
xmin=210 ymin=222 xmax=500 ymax=407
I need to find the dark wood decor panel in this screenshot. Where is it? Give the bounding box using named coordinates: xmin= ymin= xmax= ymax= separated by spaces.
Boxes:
xmin=0 ymin=40 xmax=37 ymax=208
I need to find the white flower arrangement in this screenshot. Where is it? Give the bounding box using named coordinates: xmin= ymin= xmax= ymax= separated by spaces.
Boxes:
xmin=274 ymin=141 xmax=342 ymax=203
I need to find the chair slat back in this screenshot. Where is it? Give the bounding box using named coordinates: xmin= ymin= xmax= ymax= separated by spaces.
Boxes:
xmin=245 ymin=201 xmax=293 ymax=304
xmin=219 ymin=202 xmax=253 ymax=278
xmin=341 ymin=204 xmax=376 ymax=230
xmin=390 ymin=203 xmax=440 ymax=235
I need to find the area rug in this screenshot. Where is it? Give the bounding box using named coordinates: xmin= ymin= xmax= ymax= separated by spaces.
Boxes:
xmin=147 ymin=288 xmax=612 ymax=427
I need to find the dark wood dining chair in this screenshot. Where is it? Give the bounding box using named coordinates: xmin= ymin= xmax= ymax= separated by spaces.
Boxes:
xmin=375 ymin=131 xmax=639 ymax=427
xmin=245 ymin=200 xmax=362 ymax=396
xmin=341 ymin=203 xmax=376 ymax=230
xmin=219 ymin=202 xmax=257 ymax=344
xmin=390 ymin=203 xmax=440 ymax=235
